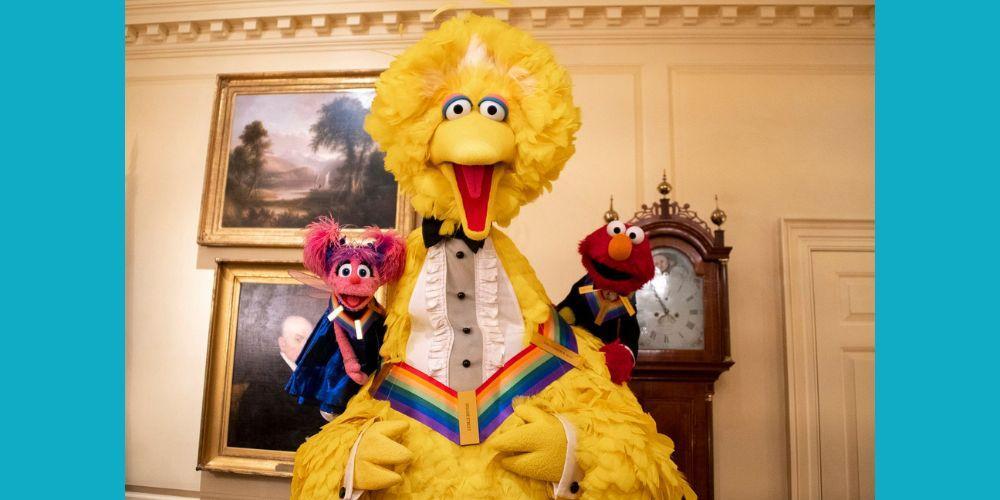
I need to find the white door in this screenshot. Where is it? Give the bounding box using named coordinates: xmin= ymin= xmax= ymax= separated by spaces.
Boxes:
xmin=782 ymin=220 xmax=874 ymax=500
xmin=813 ymin=251 xmax=874 ymax=499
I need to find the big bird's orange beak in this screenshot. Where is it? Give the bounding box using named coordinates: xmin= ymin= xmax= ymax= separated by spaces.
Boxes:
xmin=430 ymin=112 xmax=516 ymax=240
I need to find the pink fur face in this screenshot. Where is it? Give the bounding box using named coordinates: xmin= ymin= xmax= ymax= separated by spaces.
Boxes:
xmin=329 ymin=257 xmax=379 ymax=310
xmin=302 ymin=217 xmax=406 ymax=312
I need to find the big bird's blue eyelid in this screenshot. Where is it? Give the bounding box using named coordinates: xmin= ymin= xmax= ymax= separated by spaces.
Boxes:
xmin=442 ymin=94 xmax=471 ymax=117
xmin=478 ymin=96 xmax=509 ymax=118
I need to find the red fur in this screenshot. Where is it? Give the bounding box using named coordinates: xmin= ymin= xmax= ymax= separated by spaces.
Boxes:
xmin=599 ymin=340 xmax=635 ymax=384
xmin=578 ymin=224 xmax=654 ymax=295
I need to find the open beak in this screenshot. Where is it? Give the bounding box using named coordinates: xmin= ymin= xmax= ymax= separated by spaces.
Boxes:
xmin=430 ymin=112 xmax=516 ymax=240
xmin=441 ymin=163 xmax=504 ymax=239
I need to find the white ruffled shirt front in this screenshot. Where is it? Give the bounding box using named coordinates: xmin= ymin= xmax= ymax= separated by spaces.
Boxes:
xmin=343 ymin=236 xmax=581 ymax=499
xmin=405 ymin=237 xmax=525 ymax=386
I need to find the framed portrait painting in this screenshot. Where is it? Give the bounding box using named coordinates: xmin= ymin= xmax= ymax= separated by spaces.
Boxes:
xmin=197 ymin=72 xmax=416 ymax=247
xmin=199 ymin=260 xmax=347 ymax=477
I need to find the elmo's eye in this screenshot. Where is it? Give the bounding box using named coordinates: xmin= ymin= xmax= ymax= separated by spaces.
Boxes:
xmin=478 ymin=96 xmax=508 ymax=122
xmin=606 ymin=221 xmax=626 ymax=236
xmin=337 ymin=263 xmax=352 ymax=277
xmin=626 ymin=226 xmax=645 ymax=244
xmin=356 ymin=264 xmax=371 ymax=278
xmin=443 ymin=95 xmax=473 ymax=120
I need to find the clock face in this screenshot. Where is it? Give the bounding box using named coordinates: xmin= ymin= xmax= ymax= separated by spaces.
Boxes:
xmin=636 ymin=247 xmax=705 ymax=350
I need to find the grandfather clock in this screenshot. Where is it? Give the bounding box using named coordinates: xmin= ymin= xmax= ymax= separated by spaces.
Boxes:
xmin=615 ymin=175 xmax=733 ymax=499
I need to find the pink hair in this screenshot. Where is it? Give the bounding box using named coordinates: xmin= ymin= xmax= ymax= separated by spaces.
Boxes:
xmin=364 ymin=226 xmax=406 ymax=283
xmin=302 ymin=217 xmax=406 ymax=285
xmin=303 ymin=217 xmax=342 ymax=277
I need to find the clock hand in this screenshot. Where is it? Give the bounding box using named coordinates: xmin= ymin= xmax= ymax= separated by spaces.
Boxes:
xmin=653 ymin=287 xmax=671 ymax=316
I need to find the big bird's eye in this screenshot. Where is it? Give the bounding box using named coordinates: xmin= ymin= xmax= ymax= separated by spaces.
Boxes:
xmin=337 ymin=263 xmax=352 ymax=277
xmin=606 ymin=221 xmax=626 ymax=236
xmin=443 ymin=95 xmax=473 ymax=120
xmin=478 ymin=96 xmax=508 ymax=122
xmin=626 ymin=226 xmax=646 ymax=244
xmin=356 ymin=264 xmax=371 ymax=278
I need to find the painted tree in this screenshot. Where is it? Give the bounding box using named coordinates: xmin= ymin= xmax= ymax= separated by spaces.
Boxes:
xmin=309 ymin=97 xmax=377 ymax=195
xmin=227 ymin=120 xmax=272 ymax=201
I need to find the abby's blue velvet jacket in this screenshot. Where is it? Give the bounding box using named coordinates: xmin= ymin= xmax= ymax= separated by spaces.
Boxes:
xmin=284 ymin=302 xmax=386 ymax=414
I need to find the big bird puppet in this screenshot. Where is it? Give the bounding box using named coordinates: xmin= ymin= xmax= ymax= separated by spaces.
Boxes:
xmin=291 ymin=15 xmax=694 ymax=500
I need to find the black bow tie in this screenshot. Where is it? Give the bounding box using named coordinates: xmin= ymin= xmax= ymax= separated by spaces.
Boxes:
xmin=422 ymin=218 xmax=485 ymax=253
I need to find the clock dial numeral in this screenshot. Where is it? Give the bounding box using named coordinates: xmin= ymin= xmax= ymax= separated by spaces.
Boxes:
xmin=686 ymin=295 xmax=695 ymax=302
xmin=686 ymin=321 xmax=695 ymax=330
xmin=690 ymin=309 xmax=700 ymax=315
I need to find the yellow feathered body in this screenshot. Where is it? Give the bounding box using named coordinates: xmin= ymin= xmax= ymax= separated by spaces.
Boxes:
xmin=292 ymin=14 xmax=693 ymax=499
xmin=292 ymin=229 xmax=694 ymax=499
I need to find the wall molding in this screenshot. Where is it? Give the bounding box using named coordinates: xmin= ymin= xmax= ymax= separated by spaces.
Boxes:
xmin=126 ymin=2 xmax=874 ymax=59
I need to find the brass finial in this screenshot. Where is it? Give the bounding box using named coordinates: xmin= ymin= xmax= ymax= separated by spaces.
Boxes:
xmin=657 ymin=171 xmax=672 ymax=196
xmin=603 ymin=195 xmax=620 ymax=223
xmin=710 ymin=194 xmax=727 ymax=227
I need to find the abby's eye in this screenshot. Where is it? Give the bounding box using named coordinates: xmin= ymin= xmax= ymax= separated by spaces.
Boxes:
xmin=606 ymin=221 xmax=626 ymax=236
xmin=443 ymin=95 xmax=473 ymax=120
xmin=356 ymin=264 xmax=371 ymax=278
xmin=337 ymin=263 xmax=352 ymax=278
xmin=478 ymin=96 xmax=508 ymax=121
xmin=626 ymin=226 xmax=645 ymax=244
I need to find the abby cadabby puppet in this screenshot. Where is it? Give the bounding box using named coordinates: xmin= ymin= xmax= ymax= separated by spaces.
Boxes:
xmin=285 ymin=218 xmax=405 ymax=419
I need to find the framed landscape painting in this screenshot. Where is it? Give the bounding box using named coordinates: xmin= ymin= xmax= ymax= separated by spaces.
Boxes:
xmin=198 ymin=72 xmax=416 ymax=247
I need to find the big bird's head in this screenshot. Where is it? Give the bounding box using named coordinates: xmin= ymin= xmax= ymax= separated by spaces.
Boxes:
xmin=365 ymin=15 xmax=581 ymax=241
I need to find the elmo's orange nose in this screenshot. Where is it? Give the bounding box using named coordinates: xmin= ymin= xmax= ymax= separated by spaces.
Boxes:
xmin=608 ymin=234 xmax=632 ymax=261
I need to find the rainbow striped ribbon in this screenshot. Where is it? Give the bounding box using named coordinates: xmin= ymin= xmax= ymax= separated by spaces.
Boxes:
xmin=370 ymin=307 xmax=580 ymax=446
xmin=330 ymin=306 xmax=380 ymax=340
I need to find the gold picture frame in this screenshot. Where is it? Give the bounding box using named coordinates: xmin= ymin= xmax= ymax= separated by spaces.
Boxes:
xmin=197 ymin=72 xmax=416 ymax=247
xmin=198 ymin=260 xmax=387 ymax=477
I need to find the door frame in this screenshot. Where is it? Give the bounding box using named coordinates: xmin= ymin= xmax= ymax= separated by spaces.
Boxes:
xmin=780 ymin=218 xmax=874 ymax=499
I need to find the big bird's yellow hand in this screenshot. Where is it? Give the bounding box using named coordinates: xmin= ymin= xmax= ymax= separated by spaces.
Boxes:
xmin=354 ymin=420 xmax=414 ymax=491
xmin=489 ymin=405 xmax=568 ymax=483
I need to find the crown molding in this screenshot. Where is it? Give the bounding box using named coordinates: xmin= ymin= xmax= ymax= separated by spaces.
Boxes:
xmin=126 ymin=2 xmax=874 ymax=59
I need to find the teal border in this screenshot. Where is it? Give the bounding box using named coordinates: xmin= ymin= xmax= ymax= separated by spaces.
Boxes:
xmin=877 ymin=2 xmax=998 ymax=498
xmin=1 ymin=1 xmax=124 ymax=498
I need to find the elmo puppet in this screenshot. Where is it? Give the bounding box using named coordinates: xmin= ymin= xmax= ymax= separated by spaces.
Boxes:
xmin=557 ymin=220 xmax=654 ymax=383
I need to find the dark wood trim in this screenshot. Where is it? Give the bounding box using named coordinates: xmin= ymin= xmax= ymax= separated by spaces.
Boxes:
xmin=626 ymin=192 xmax=734 ymax=500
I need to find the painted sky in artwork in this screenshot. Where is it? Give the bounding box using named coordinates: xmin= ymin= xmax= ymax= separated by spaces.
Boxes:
xmin=229 ymin=89 xmax=376 ymax=172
